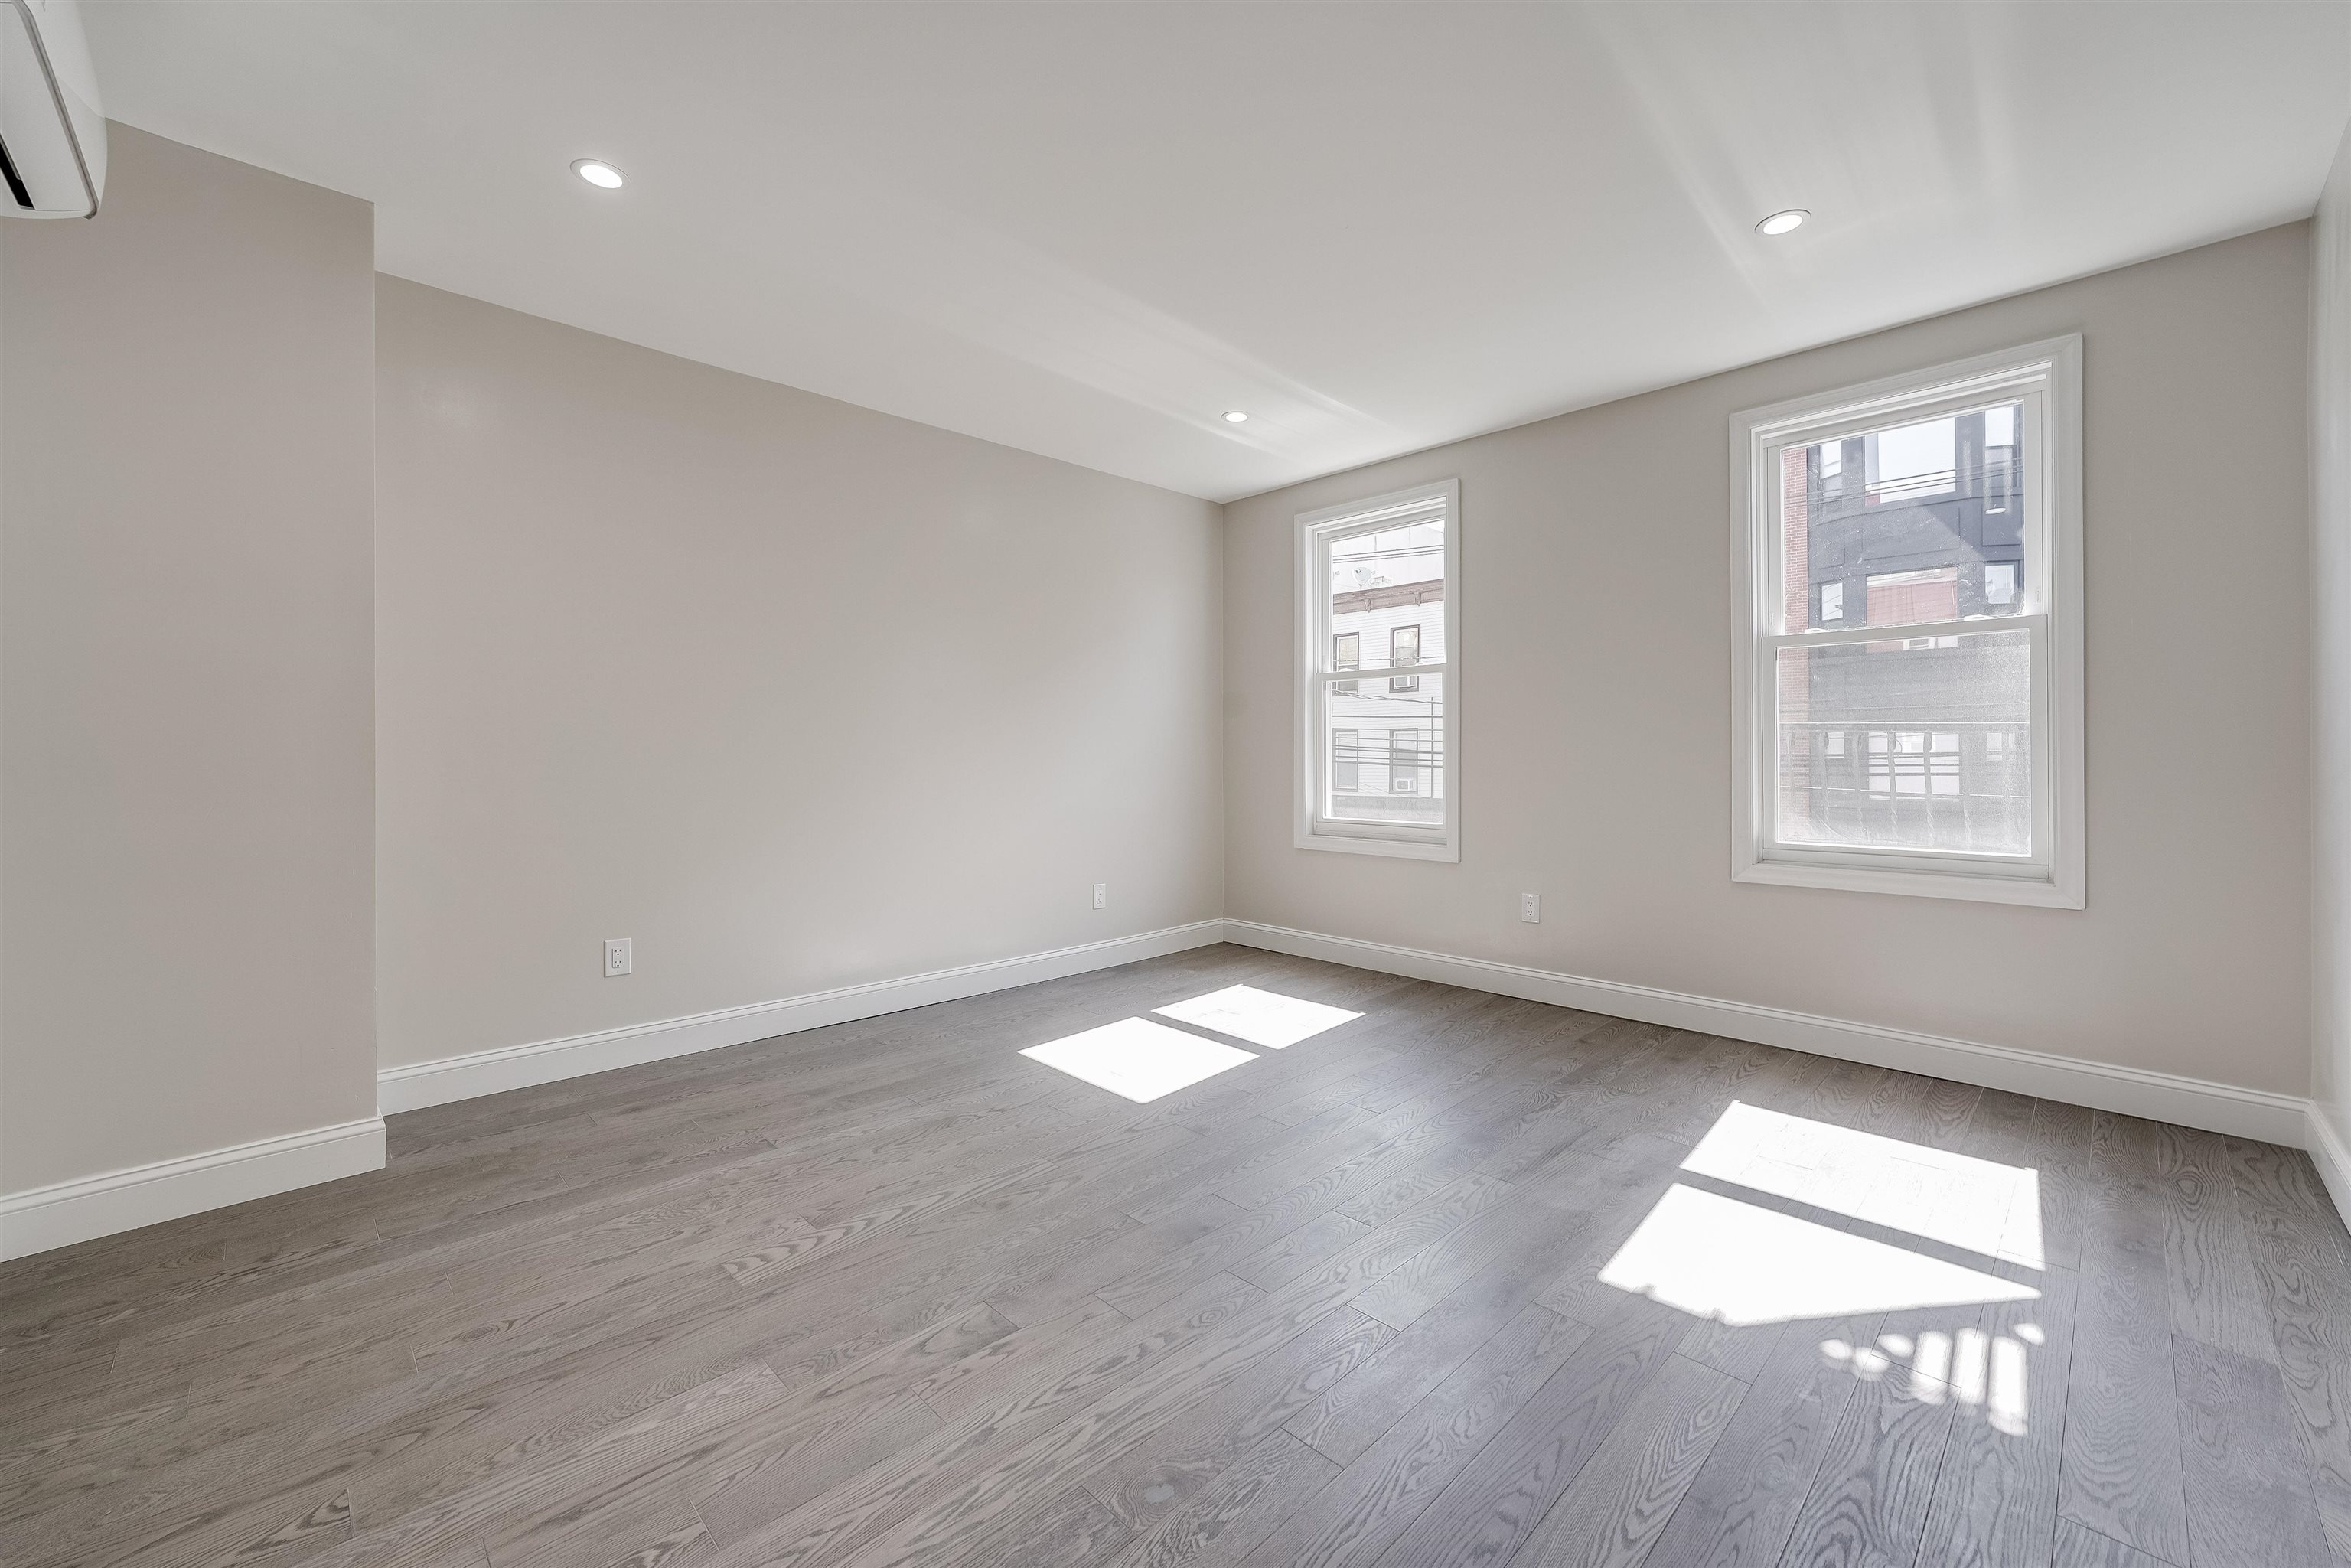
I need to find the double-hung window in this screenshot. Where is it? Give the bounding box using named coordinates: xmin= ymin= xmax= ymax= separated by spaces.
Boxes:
xmin=1730 ymin=337 xmax=2083 ymax=907
xmin=1296 ymin=480 xmax=1459 ymax=860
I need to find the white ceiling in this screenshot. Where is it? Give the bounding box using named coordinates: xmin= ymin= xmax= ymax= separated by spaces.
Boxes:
xmin=84 ymin=2 xmax=2349 ymax=502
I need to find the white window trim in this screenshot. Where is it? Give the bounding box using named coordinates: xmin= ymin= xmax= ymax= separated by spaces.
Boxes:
xmin=1729 ymin=336 xmax=2085 ymax=908
xmin=1295 ymin=479 xmax=1460 ymax=862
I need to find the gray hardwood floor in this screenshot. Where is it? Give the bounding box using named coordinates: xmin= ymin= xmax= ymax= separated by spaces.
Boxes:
xmin=5 ymin=944 xmax=2346 ymax=1568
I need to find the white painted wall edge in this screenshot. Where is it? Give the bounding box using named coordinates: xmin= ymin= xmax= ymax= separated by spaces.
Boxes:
xmin=1224 ymin=920 xmax=2317 ymax=1151
xmin=0 ymin=1116 xmax=386 ymax=1262
xmin=377 ymin=920 xmax=1230 ymax=1113
xmin=2310 ymin=1107 xmax=2351 ymax=1233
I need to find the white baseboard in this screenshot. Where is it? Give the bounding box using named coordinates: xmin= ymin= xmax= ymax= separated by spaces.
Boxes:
xmin=1224 ymin=920 xmax=2314 ymax=1149
xmin=0 ymin=1116 xmax=386 ymax=1262
xmin=377 ymin=920 xmax=1229 ymax=1114
xmin=19 ymin=914 xmax=2331 ymax=1263
xmin=2309 ymin=1107 xmax=2351 ymax=1234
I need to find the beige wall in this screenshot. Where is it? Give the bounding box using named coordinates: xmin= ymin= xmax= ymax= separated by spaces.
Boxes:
xmin=1 ymin=126 xmax=378 ymax=1193
xmin=1226 ymin=224 xmax=2313 ymax=1097
xmin=2316 ymin=123 xmax=2351 ymax=1155
xmin=374 ymin=278 xmax=1223 ymax=1071
xmin=2 ymin=126 xmax=2319 ymax=1234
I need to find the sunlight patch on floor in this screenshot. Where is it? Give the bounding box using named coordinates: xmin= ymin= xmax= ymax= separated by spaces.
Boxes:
xmin=1823 ymin=1325 xmax=2035 ymax=1433
xmin=1153 ymin=985 xmax=1364 ymax=1049
xmin=1599 ymin=1183 xmax=2040 ymax=1326
xmin=1680 ymin=1100 xmax=2043 ymax=1268
xmin=1019 ymin=1017 xmax=1257 ymax=1103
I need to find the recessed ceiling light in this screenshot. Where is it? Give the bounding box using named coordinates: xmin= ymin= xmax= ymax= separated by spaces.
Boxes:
xmin=1222 ymin=410 xmax=1250 ymax=423
xmin=572 ymin=159 xmax=625 ymax=190
xmin=1756 ymin=209 xmax=1808 ymax=236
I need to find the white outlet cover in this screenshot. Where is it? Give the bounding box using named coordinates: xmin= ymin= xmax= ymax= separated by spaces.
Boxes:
xmin=1521 ymin=893 xmax=1541 ymax=923
xmin=605 ymin=937 xmax=632 ymax=976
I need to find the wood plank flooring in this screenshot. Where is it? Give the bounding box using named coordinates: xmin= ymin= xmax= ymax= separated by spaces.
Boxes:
xmin=5 ymin=944 xmax=2346 ymax=1568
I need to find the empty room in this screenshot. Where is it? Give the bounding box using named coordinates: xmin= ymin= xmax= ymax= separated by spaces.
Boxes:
xmin=5 ymin=2 xmax=2350 ymax=1566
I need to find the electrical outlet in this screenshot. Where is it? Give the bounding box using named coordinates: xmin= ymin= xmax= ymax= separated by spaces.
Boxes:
xmin=1092 ymin=882 xmax=1107 ymax=910
xmin=1520 ymin=893 xmax=1541 ymax=924
xmin=605 ymin=937 xmax=632 ymax=976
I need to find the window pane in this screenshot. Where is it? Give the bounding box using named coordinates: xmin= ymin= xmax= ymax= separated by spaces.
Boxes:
xmin=1331 ymin=519 xmax=1445 ymax=676
xmin=1782 ymin=401 xmax=2027 ymax=631
xmin=1774 ymin=630 xmax=2031 ymax=856
xmin=1325 ymin=671 xmax=1443 ymax=826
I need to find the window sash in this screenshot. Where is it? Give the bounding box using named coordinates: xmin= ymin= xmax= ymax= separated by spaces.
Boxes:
xmin=1765 ymin=387 xmax=2049 ymax=636
xmin=1309 ymin=671 xmax=1448 ymax=821
xmin=1758 ymin=607 xmax=2053 ymax=878
xmin=1755 ymin=622 xmax=2053 ymax=868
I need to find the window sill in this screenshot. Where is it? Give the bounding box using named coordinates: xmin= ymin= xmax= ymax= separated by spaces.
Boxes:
xmin=1735 ymin=855 xmax=2082 ymax=908
xmin=1297 ymin=825 xmax=1459 ymax=862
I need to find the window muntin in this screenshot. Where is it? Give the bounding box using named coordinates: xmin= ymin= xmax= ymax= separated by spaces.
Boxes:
xmin=1298 ymin=481 xmax=1459 ymax=859
xmin=1734 ymin=338 xmax=2081 ymax=906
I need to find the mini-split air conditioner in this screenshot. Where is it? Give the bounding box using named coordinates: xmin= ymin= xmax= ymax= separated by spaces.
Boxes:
xmin=1 ymin=0 xmax=104 ymax=219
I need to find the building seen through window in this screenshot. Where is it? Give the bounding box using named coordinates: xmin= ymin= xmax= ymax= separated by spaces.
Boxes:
xmin=1778 ymin=402 xmax=2030 ymax=856
xmin=1325 ymin=520 xmax=1444 ymax=826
